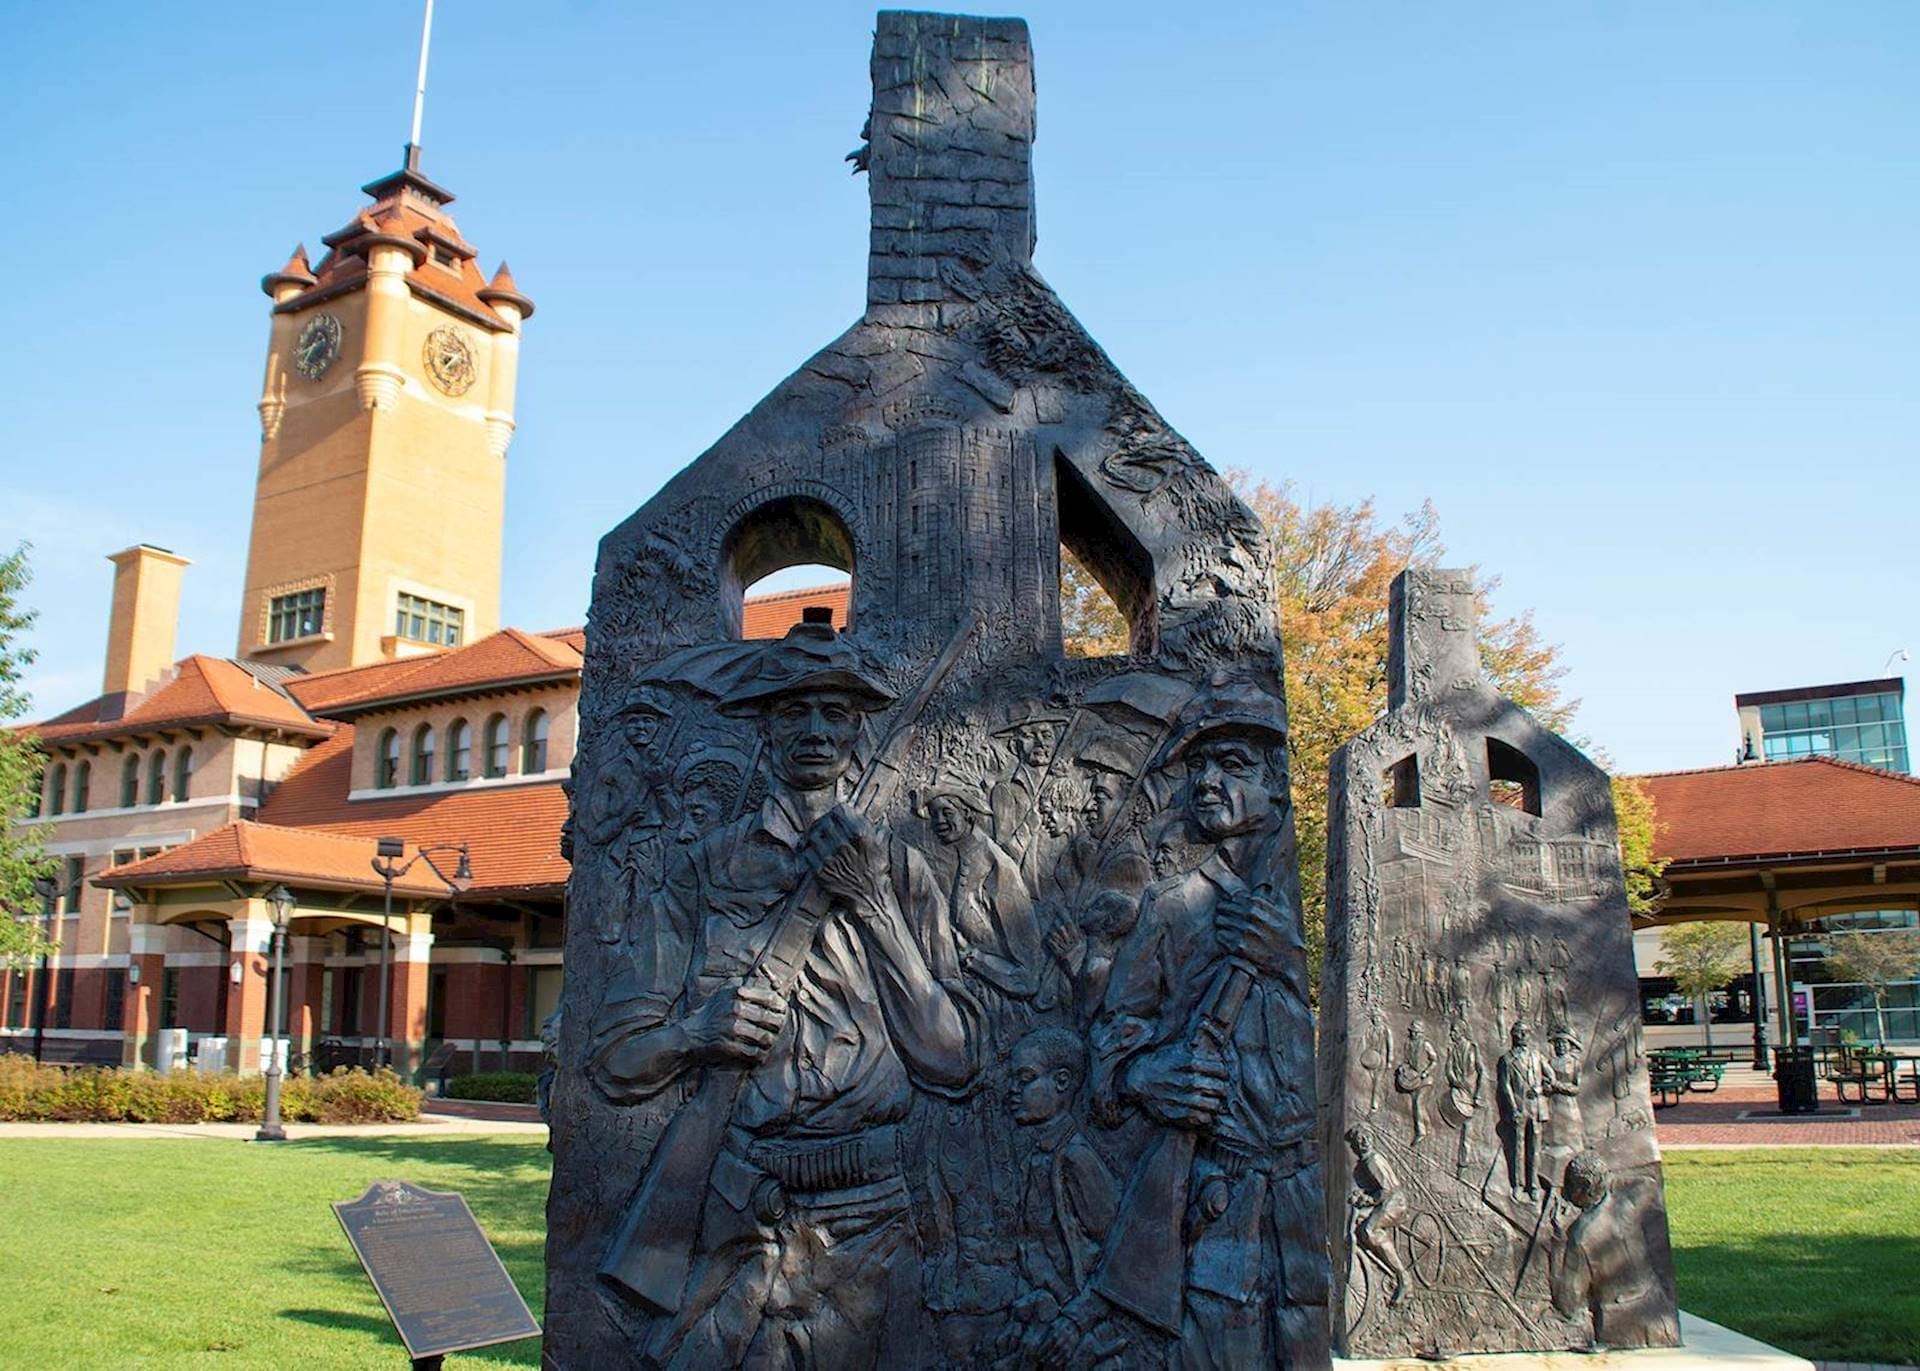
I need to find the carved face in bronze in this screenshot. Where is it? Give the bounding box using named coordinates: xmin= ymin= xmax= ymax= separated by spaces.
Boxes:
xmin=1038 ymin=789 xmax=1073 ymax=838
xmin=1008 ymin=1030 xmax=1080 ymax=1125
xmin=676 ymin=783 xmax=725 ymax=843
xmin=762 ymin=689 xmax=864 ymax=792
xmin=926 ymin=794 xmax=973 ymax=844
xmin=1081 ymin=770 xmax=1124 ymax=828
xmin=624 ymin=710 xmax=665 ymax=752
xmin=1183 ymin=736 xmax=1275 ymax=841
xmin=1014 ymin=723 xmax=1057 ymax=768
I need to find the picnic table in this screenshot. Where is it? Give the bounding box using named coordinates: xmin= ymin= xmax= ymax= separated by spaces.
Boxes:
xmin=1648 ymin=1048 xmax=1729 ymax=1107
xmin=1824 ymin=1046 xmax=1920 ymax=1104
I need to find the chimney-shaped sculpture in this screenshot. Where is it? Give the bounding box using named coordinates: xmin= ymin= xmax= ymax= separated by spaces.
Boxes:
xmin=101 ymin=545 xmax=189 ymax=714
xmin=554 ymin=15 xmax=1322 ymax=1368
xmin=1320 ymin=568 xmax=1681 ymax=1357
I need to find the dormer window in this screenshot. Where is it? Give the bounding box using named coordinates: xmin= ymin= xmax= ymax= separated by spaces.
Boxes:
xmin=395 ymin=593 xmax=464 ymax=647
xmin=432 ymin=247 xmax=458 ymax=269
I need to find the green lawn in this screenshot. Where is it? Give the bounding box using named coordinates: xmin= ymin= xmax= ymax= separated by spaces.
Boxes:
xmin=0 ymin=1134 xmax=549 ymax=1369
xmin=1663 ymin=1148 xmax=1920 ymax=1365
xmin=0 ymin=1136 xmax=1912 ymax=1367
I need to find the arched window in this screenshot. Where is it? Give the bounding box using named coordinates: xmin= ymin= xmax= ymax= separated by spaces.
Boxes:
xmin=446 ymin=719 xmax=472 ymax=782
xmin=72 ymin=760 xmax=91 ymax=814
xmin=120 ymin=754 xmax=140 ymax=808
xmin=146 ymin=750 xmax=167 ymax=806
xmin=172 ymin=747 xmax=192 ymax=802
xmin=721 ymin=495 xmax=856 ymax=639
xmin=409 ymin=724 xmax=436 ymax=786
xmin=521 ymin=709 xmax=550 ymax=774
xmin=47 ymin=763 xmax=67 ymax=816
xmin=483 ymin=714 xmax=509 ymax=778
xmin=376 ymin=729 xmax=401 ymax=789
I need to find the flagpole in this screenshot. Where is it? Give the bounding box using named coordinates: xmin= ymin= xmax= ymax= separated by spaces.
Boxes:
xmin=406 ymin=0 xmax=434 ymax=169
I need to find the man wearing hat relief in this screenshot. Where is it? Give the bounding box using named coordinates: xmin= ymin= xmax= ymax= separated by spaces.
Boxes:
xmin=589 ymin=621 xmax=976 ymax=1368
xmin=1089 ymin=682 xmax=1329 ymax=1367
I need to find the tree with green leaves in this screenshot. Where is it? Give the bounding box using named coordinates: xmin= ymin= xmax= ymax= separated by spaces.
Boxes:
xmin=1 ymin=544 xmax=55 ymax=966
xmin=1654 ymin=921 xmax=1750 ymax=1048
xmin=1824 ymin=927 xmax=1920 ymax=1046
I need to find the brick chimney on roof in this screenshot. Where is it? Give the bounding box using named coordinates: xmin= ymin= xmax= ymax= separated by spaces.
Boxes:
xmin=864 ymin=11 xmax=1036 ymax=308
xmin=101 ymin=545 xmax=190 ymax=717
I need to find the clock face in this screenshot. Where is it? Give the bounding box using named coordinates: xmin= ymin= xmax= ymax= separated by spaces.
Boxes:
xmin=292 ymin=313 xmax=343 ymax=381
xmin=423 ymin=326 xmax=477 ymax=396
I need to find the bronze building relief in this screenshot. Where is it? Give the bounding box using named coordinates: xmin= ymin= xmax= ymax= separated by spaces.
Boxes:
xmin=1318 ymin=569 xmax=1681 ymax=1358
xmin=546 ymin=13 xmax=1327 ymax=1370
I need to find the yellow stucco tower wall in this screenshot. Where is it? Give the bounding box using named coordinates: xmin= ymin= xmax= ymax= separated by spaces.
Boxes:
xmin=238 ymin=158 xmax=529 ymax=672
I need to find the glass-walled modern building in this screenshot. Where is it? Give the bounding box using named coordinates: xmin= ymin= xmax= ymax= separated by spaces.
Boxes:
xmin=1736 ymin=677 xmax=1909 ymax=773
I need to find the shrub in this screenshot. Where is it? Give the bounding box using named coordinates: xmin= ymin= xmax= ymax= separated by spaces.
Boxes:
xmin=0 ymin=1057 xmax=420 ymax=1124
xmin=300 ymin=1067 xmax=424 ymax=1123
xmin=446 ymin=1071 xmax=538 ymax=1104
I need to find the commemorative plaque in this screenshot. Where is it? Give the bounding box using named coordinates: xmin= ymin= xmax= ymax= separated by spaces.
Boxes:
xmin=333 ymin=1180 xmax=540 ymax=1364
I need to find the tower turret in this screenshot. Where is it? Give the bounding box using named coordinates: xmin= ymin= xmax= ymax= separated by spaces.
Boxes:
xmin=236 ymin=150 xmax=530 ymax=671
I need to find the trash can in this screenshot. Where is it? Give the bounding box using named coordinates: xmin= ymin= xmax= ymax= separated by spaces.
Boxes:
xmin=1773 ymin=1045 xmax=1818 ymax=1114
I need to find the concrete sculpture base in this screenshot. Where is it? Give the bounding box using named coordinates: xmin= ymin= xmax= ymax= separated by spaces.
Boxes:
xmin=1334 ymin=1312 xmax=1811 ymax=1371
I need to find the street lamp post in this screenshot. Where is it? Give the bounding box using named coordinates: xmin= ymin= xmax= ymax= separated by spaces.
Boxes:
xmin=28 ymin=867 xmax=78 ymax=1064
xmin=368 ymin=838 xmax=471 ymax=1073
xmin=256 ymin=884 xmax=296 ymax=1142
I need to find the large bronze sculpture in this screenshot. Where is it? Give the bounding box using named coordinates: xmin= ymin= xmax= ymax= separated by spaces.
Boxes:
xmin=547 ymin=12 xmax=1327 ymax=1369
xmin=1318 ymin=569 xmax=1681 ymax=1358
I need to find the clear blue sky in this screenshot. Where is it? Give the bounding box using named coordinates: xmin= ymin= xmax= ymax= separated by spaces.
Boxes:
xmin=2 ymin=2 xmax=1914 ymax=773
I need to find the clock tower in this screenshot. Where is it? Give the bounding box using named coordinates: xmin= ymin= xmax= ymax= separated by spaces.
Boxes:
xmin=239 ymin=147 xmax=532 ymax=672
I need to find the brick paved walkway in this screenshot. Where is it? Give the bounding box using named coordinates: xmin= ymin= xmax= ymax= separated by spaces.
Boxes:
xmin=1655 ymin=1067 xmax=1920 ymax=1147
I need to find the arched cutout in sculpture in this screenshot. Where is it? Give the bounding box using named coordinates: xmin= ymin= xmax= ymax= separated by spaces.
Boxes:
xmin=720 ymin=495 xmax=856 ymax=640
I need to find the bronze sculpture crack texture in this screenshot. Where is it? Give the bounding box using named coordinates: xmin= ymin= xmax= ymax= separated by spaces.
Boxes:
xmin=548 ymin=13 xmax=1676 ymax=1369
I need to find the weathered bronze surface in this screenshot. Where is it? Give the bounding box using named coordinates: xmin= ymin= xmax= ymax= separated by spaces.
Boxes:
xmin=1318 ymin=570 xmax=1681 ymax=1358
xmin=545 ymin=11 xmax=1327 ymax=1368
xmin=333 ymin=1180 xmax=541 ymax=1360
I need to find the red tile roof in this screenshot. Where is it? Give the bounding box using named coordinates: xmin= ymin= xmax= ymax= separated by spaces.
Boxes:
xmin=30 ymin=655 xmax=332 ymax=748
xmin=282 ymin=654 xmax=438 ymax=713
xmin=741 ymin=584 xmax=850 ymax=640
xmin=287 ymin=628 xmax=582 ymax=719
xmin=271 ymin=163 xmax=521 ymax=333
xmin=96 ymin=820 xmax=453 ymax=896
xmin=253 ymin=728 xmax=569 ymax=895
xmin=1636 ymin=757 xmax=1920 ymax=867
